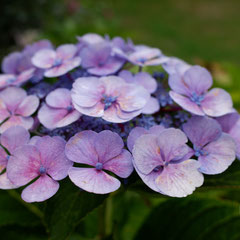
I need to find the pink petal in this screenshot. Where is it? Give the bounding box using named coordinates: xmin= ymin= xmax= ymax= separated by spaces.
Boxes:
xmin=15 ymin=95 xmax=39 ymax=117
xmin=21 ymin=175 xmax=59 ymax=203
xmin=68 ymin=167 xmax=121 ymax=194
xmin=38 ymin=104 xmax=80 ymax=129
xmin=73 ymin=102 xmax=104 ymax=118
xmin=46 ymin=88 xmax=72 ymax=108
xmin=141 ymin=97 xmax=160 ymax=114
xmin=132 ymin=134 xmax=162 ymax=175
xmin=94 ymin=130 xmax=124 ymax=162
xmin=199 ymin=134 xmax=236 ymax=174
xmin=29 ymin=136 xmax=41 ymax=146
xmin=127 ymin=127 xmax=148 ymax=152
xmin=0 ymin=87 xmax=27 ymax=113
xmin=34 ymin=136 xmax=72 ymax=181
xmin=72 ymin=77 xmax=104 ymax=108
xmin=0 ymin=172 xmax=18 ymax=189
xmin=155 ymin=160 xmax=204 ymax=197
xmin=65 ymin=130 xmax=98 ymax=166
xmin=103 ymin=149 xmax=133 ymax=178
xmin=135 ymin=72 xmax=157 ymax=93
xmin=201 ymin=88 xmax=233 ymax=117
xmin=0 ymin=74 xmax=16 ymax=89
xmin=32 ymin=49 xmax=56 ymax=69
xmin=1 ymin=126 xmax=30 ymax=154
xmin=44 ymin=57 xmax=81 ymax=78
xmin=0 ymin=100 xmax=10 ymax=122
xmin=7 ymin=145 xmax=40 ymax=187
xmin=0 ymin=116 xmax=34 ymax=133
xmin=16 ymin=68 xmax=35 ymax=85
xmin=169 ymin=91 xmax=205 ymax=116
xmin=56 ymin=44 xmax=78 ymax=60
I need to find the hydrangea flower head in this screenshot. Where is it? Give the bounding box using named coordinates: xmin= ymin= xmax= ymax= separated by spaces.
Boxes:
xmin=32 ymin=44 xmax=81 ymax=77
xmin=7 ymin=136 xmax=72 ymax=202
xmin=80 ymin=42 xmax=125 ymax=76
xmin=0 ymin=126 xmax=30 ymax=189
xmin=216 ymin=113 xmax=240 ymax=160
xmin=169 ymin=65 xmax=234 ymax=117
xmin=0 ymin=87 xmax=39 ymax=133
xmin=130 ymin=127 xmax=203 ymax=197
xmin=71 ymin=76 xmax=150 ymax=123
xmin=65 ymin=130 xmax=133 ymax=194
xmin=38 ymin=88 xmax=81 ymax=129
xmin=183 ymin=116 xmax=236 ymax=174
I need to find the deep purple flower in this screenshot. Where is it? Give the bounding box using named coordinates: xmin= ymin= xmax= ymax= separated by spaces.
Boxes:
xmin=71 ymin=76 xmax=150 ymax=123
xmin=0 ymin=126 xmax=30 ymax=189
xmin=216 ymin=112 xmax=240 ymax=160
xmin=38 ymin=88 xmax=81 ymax=129
xmin=130 ymin=127 xmax=203 ymax=197
xmin=183 ymin=116 xmax=236 ymax=174
xmin=0 ymin=87 xmax=39 ymax=133
xmin=32 ymin=44 xmax=81 ymax=77
xmin=65 ymin=130 xmax=133 ymax=194
xmin=169 ymin=66 xmax=234 ymax=117
xmin=80 ymin=42 xmax=125 ymax=76
xmin=7 ymin=136 xmax=73 ymax=202
xmin=118 ymin=70 xmax=159 ymax=114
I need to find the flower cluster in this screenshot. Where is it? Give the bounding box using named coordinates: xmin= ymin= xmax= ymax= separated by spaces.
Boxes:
xmin=0 ymin=33 xmax=238 ymax=202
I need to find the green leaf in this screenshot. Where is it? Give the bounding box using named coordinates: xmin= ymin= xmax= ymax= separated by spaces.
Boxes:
xmin=134 ymin=196 xmax=240 ymax=240
xmin=45 ymin=179 xmax=107 ymax=240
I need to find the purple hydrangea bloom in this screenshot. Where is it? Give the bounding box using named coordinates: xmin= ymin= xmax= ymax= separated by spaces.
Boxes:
xmin=65 ymin=130 xmax=133 ymax=194
xmin=38 ymin=88 xmax=81 ymax=129
xmin=183 ymin=116 xmax=236 ymax=174
xmin=216 ymin=112 xmax=240 ymax=160
xmin=0 ymin=87 xmax=39 ymax=133
xmin=7 ymin=136 xmax=73 ymax=202
xmin=169 ymin=65 xmax=234 ymax=117
xmin=129 ymin=127 xmax=203 ymax=197
xmin=80 ymin=42 xmax=125 ymax=76
xmin=118 ymin=70 xmax=160 ymax=114
xmin=32 ymin=44 xmax=81 ymax=78
xmin=0 ymin=126 xmax=30 ymax=189
xmin=71 ymin=76 xmax=150 ymax=123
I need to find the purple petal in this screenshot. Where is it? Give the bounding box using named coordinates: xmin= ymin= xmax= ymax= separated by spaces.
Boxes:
xmin=0 ymin=103 xmax=10 ymax=123
xmin=32 ymin=49 xmax=56 ymax=69
xmin=77 ymin=33 xmax=105 ymax=45
xmin=44 ymin=57 xmax=81 ymax=77
xmin=168 ymin=74 xmax=191 ymax=96
xmin=127 ymin=127 xmax=148 ymax=152
xmin=0 ymin=116 xmax=34 ymax=133
xmin=141 ymin=97 xmax=160 ymax=114
xmin=216 ymin=112 xmax=239 ymax=133
xmin=0 ymin=87 xmax=27 ymax=113
xmin=38 ymin=104 xmax=81 ymax=129
xmin=2 ymin=52 xmax=22 ymax=74
xmin=103 ymin=149 xmax=133 ymax=178
xmin=0 ymin=172 xmax=18 ymax=189
xmin=68 ymin=167 xmax=121 ymax=194
xmin=74 ymin=102 xmax=104 ymax=118
xmin=16 ymin=68 xmax=35 ymax=85
xmin=21 ymin=175 xmax=59 ymax=203
xmin=34 ymin=136 xmax=72 ymax=180
xmin=65 ymin=131 xmax=98 ymax=166
xmin=199 ymin=133 xmax=236 ymax=174
xmin=183 ymin=116 xmax=222 ymax=147
xmin=169 ymin=91 xmax=205 ymax=116
xmin=94 ymin=130 xmax=124 ymax=162
xmin=201 ymin=88 xmax=233 ymax=117
xmin=0 ymin=146 xmax=8 ymax=171
xmin=118 ymin=70 xmax=135 ymax=83
xmin=0 ymin=74 xmax=17 ymax=89
xmin=56 ymin=44 xmax=78 ymax=60
xmin=1 ymin=126 xmax=30 ymax=154
xmin=229 ymin=119 xmax=240 ymax=159
xmin=155 ymin=160 xmax=204 ymax=197
xmin=148 ymin=125 xmax=166 ymax=135
xmin=132 ymin=134 xmax=162 ymax=175
xmin=7 ymin=145 xmax=40 ymax=187
xmin=15 ymin=95 xmax=39 ymax=117
xmin=46 ymin=88 xmax=72 ymax=108
xmin=135 ymin=72 xmax=157 ymax=93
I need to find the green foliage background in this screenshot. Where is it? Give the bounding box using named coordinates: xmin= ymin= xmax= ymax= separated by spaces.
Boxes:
xmin=0 ymin=0 xmax=240 ymax=239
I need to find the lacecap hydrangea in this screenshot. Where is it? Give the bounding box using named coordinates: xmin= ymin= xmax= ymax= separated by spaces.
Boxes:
xmin=0 ymin=33 xmax=238 ymax=202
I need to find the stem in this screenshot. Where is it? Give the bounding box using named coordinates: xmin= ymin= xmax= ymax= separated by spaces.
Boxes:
xmin=105 ymin=196 xmax=113 ymax=236
xmin=138 ymin=66 xmax=143 ymax=72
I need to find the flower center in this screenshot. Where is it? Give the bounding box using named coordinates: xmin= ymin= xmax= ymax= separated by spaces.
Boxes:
xmin=190 ymin=92 xmax=204 ymax=106
xmin=39 ymin=166 xmax=47 ymax=174
xmin=194 ymin=145 xmax=208 ymax=157
xmin=95 ymin=162 xmax=103 ymax=170
xmin=66 ymin=105 xmax=73 ymax=112
xmin=137 ymin=58 xmax=146 ymax=64
xmin=153 ymin=165 xmax=163 ymax=172
xmin=101 ymin=95 xmax=117 ymax=110
xmin=53 ymin=59 xmax=62 ymax=67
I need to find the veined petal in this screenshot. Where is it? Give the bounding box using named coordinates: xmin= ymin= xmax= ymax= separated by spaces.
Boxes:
xmin=46 ymin=88 xmax=72 ymax=108
xmin=141 ymin=97 xmax=160 ymax=114
xmin=32 ymin=49 xmax=56 ymax=69
xmin=15 ymin=95 xmax=39 ymax=117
